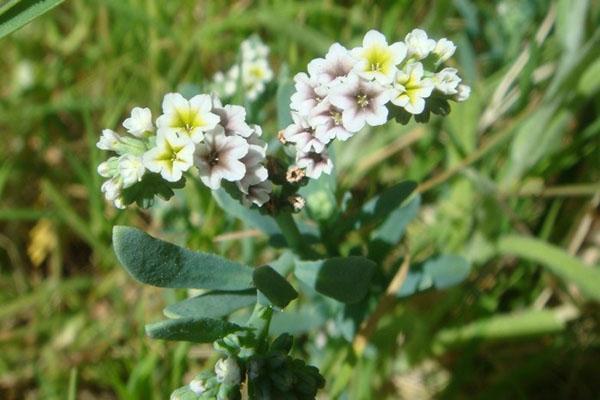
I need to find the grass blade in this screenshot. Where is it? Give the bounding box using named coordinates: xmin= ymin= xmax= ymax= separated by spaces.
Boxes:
xmin=498 ymin=235 xmax=600 ymax=301
xmin=0 ymin=0 xmax=64 ymax=39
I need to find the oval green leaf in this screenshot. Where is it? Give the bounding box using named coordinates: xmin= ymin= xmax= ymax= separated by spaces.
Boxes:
xmin=113 ymin=226 xmax=253 ymax=290
xmin=164 ymin=289 xmax=257 ymax=319
xmin=145 ymin=317 xmax=243 ymax=343
xmin=295 ymin=256 xmax=376 ymax=303
xmin=253 ymin=265 xmax=298 ymax=309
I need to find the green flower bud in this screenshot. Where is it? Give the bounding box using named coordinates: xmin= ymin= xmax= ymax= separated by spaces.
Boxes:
xmin=170 ymin=386 xmax=200 ymax=400
xmin=215 ymin=357 xmax=241 ymax=387
xmin=270 ymin=333 xmax=293 ymax=354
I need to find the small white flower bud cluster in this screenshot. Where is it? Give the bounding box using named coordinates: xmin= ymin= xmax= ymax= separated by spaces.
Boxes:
xmin=284 ymin=29 xmax=470 ymax=179
xmin=211 ymin=35 xmax=274 ymax=101
xmin=97 ymin=107 xmax=154 ymax=209
xmin=97 ymin=93 xmax=271 ymax=208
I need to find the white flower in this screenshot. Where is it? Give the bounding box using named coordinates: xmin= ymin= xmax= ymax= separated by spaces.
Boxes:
xmin=308 ymin=43 xmax=356 ymax=87
xmin=97 ymin=157 xmax=119 ymax=178
xmin=391 ymin=63 xmax=434 ymax=114
xmin=309 ymin=99 xmax=354 ymax=141
xmin=284 ymin=112 xmax=328 ymax=153
xmin=214 ymin=71 xmax=225 ymax=84
xmin=433 ymin=67 xmax=461 ymax=95
xmin=14 ymin=61 xmax=34 ymax=91
xmin=243 ymin=59 xmax=273 ymax=86
xmin=237 ymin=140 xmax=268 ymax=193
xmin=351 ymin=30 xmax=406 ymax=84
xmin=118 ymin=154 xmax=145 ymax=187
xmin=156 ymin=93 xmax=220 ymax=143
xmin=142 ymin=130 xmax=195 ymax=182
xmin=290 ymin=72 xmax=327 ymax=115
xmin=212 ymin=104 xmax=253 ymax=137
xmin=454 ymin=84 xmax=471 ymax=102
xmin=97 ymin=129 xmax=121 ymax=151
xmin=113 ymin=197 xmax=126 ymax=210
xmin=433 ymin=38 xmax=456 ymax=63
xmin=246 ymin=124 xmax=267 ymax=149
xmin=101 ymin=176 xmax=122 ymax=201
xmin=215 ymin=357 xmax=241 ymax=386
xmin=238 ymin=164 xmax=268 ymax=194
xmin=242 ymin=180 xmax=272 ymax=207
xmin=328 ymin=73 xmax=390 ymax=133
xmin=246 ymin=82 xmax=266 ymax=101
xmin=122 ymin=107 xmax=154 ymax=137
xmin=405 ymin=29 xmax=436 ymax=60
xmin=241 ymin=38 xmax=269 ymax=61
xmin=194 ymin=125 xmax=249 ymax=190
xmin=223 ymin=66 xmax=239 ymax=97
xmin=296 ymin=149 xmax=333 ymax=179
xmin=189 ymin=379 xmax=206 ymax=395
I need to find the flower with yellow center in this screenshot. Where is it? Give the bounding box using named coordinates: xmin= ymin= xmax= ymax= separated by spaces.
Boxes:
xmin=391 ymin=62 xmax=434 ymax=115
xmin=351 ymin=30 xmax=406 ymax=84
xmin=142 ymin=130 xmax=195 ymax=182
xmin=156 ymin=93 xmax=219 ymax=144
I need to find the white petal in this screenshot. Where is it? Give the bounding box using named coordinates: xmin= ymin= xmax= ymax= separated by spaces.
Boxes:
xmin=342 ymin=108 xmax=365 ymax=133
xmin=162 ymin=92 xmax=188 ymax=114
xmin=362 ymin=29 xmax=387 ymax=48
xmin=189 ymin=94 xmax=213 ymax=113
xmin=365 ymin=105 xmax=388 ymax=126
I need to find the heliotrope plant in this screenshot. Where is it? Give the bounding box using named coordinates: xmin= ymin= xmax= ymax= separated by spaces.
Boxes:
xmin=100 ymin=29 xmax=471 ymax=399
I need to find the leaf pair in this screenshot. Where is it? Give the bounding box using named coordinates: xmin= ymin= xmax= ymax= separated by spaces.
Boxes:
xmin=113 ymin=226 xmax=379 ymax=343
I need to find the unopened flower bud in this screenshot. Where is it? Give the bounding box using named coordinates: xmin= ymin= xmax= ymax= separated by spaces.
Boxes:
xmin=286 ymin=166 xmax=305 ymax=183
xmin=453 ymin=84 xmax=471 ymax=102
xmin=433 ymin=38 xmax=456 ymax=63
xmin=214 ymin=357 xmax=241 ymax=387
xmin=189 ymin=378 xmax=206 ymax=395
xmin=277 ymin=130 xmax=287 ymax=144
xmin=288 ymin=195 xmax=305 ymax=212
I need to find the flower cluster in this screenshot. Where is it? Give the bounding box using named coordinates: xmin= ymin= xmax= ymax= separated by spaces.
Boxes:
xmin=97 ymin=93 xmax=271 ymax=209
xmin=212 ymin=35 xmax=274 ymax=101
xmin=283 ymin=29 xmax=470 ymax=179
xmin=170 ymin=333 xmax=324 ymax=400
xmin=171 ymin=357 xmax=242 ymax=400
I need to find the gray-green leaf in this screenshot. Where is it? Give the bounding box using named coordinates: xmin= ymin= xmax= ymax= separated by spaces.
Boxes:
xmin=398 ymin=255 xmax=471 ymax=297
xmin=357 ymin=180 xmax=417 ymax=229
xmin=295 ymin=256 xmax=376 ymax=303
xmin=164 ymin=290 xmax=257 ymax=319
xmin=145 ymin=317 xmax=243 ymax=343
xmin=254 ymin=265 xmax=298 ymax=309
xmin=113 ymin=226 xmax=253 ymax=290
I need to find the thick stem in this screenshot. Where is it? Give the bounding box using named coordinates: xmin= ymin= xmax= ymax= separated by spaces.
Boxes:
xmin=274 ymin=213 xmax=318 ymax=259
xmin=247 ymin=303 xmax=273 ymax=354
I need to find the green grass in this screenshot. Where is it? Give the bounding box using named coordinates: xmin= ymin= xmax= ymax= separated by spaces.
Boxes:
xmin=1 ymin=0 xmax=599 ymax=399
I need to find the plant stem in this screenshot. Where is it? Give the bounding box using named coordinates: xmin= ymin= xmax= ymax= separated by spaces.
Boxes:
xmin=352 ymin=253 xmax=411 ymax=356
xmin=247 ymin=303 xmax=274 ymax=354
xmin=274 ymin=213 xmax=318 ymax=259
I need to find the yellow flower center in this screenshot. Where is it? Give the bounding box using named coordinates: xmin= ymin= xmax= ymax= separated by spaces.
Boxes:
xmin=356 ymin=94 xmax=369 ymax=108
xmin=172 ymin=108 xmax=204 ymax=134
xmin=364 ymin=46 xmax=391 ymax=75
xmin=331 ymin=110 xmax=343 ymax=125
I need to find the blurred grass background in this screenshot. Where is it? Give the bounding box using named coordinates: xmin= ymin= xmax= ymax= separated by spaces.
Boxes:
xmin=1 ymin=0 xmax=599 ymax=399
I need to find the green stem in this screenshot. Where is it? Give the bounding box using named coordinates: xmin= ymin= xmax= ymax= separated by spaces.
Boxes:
xmin=247 ymin=303 xmax=273 ymax=354
xmin=274 ymin=213 xmax=318 ymax=259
